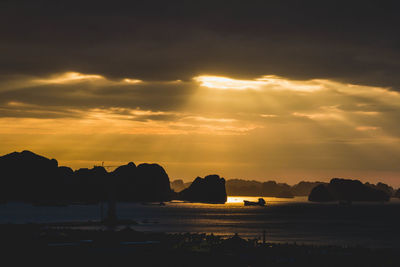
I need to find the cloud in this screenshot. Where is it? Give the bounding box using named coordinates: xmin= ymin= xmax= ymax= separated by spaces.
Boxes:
xmin=2 ymin=0 xmax=400 ymax=184
xmin=1 ymin=1 xmax=400 ymax=90
xmin=356 ymin=126 xmax=380 ymax=131
xmin=32 ymin=72 xmax=105 ymax=84
xmin=2 ymin=71 xmax=400 ymax=142
xmin=1 ymin=70 xmax=400 ymax=185
xmin=194 ymin=75 xmax=323 ymax=92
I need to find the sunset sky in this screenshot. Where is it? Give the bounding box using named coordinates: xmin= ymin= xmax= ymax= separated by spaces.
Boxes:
xmin=1 ymin=1 xmax=400 ymax=186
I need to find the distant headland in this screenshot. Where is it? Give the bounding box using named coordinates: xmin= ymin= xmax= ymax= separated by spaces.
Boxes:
xmin=172 ymin=178 xmax=398 ymax=201
xmin=0 ymin=150 xmax=398 ymax=205
xmin=0 ymin=150 xmax=226 ymax=204
xmin=308 ymin=178 xmax=391 ymax=202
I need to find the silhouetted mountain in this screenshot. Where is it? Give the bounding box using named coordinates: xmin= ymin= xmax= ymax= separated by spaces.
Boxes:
xmin=170 ymin=179 xmax=191 ymax=192
xmin=365 ymin=182 xmax=395 ymax=197
xmin=57 ymin=166 xmax=76 ymax=203
xmin=0 ymin=151 xmax=173 ymax=203
xmin=225 ymin=179 xmax=291 ymax=197
xmin=111 ymin=162 xmax=173 ymax=201
xmin=308 ymin=184 xmax=336 ymax=202
xmin=111 ymin=162 xmax=137 ymax=201
xmin=136 ymin=163 xmax=173 ymax=201
xmin=225 ymin=179 xmax=263 ymax=196
xmin=72 ymin=166 xmax=108 ymax=203
xmin=395 ymin=189 xmax=400 ymax=198
xmin=1 ymin=151 xmax=396 ymax=205
xmin=309 ymin=178 xmax=390 ymax=202
xmin=276 ymin=190 xmax=295 ymax=198
xmin=291 ymin=181 xmax=325 ymax=196
xmin=225 ymin=179 xmax=322 ymax=197
xmin=0 ymin=150 xmax=60 ymax=202
xmin=178 ymin=175 xmax=227 ymax=203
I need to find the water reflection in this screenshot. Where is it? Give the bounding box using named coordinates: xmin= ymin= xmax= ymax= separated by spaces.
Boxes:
xmin=227 ymin=196 xmax=307 ymax=205
xmin=0 ymin=197 xmax=399 ymax=248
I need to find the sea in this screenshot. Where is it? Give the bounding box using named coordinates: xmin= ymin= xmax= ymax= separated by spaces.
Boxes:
xmin=1 ymin=196 xmax=399 ymax=248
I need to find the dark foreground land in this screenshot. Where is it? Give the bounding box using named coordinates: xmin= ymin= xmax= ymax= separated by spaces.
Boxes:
xmin=1 ymin=224 xmax=397 ymax=267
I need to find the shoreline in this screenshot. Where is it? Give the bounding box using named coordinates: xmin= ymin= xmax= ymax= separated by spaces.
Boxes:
xmin=2 ymin=224 xmax=398 ymax=266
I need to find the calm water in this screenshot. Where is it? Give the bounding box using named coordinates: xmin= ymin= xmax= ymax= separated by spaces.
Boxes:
xmin=1 ymin=196 xmax=399 ymax=248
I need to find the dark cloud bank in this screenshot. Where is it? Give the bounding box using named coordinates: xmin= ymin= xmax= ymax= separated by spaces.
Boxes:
xmin=1 ymin=0 xmax=400 ymax=88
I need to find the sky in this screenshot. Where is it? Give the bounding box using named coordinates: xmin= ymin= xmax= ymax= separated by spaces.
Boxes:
xmin=1 ymin=1 xmax=400 ymax=186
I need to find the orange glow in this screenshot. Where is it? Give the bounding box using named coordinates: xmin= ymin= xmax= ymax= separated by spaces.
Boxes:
xmin=194 ymin=75 xmax=265 ymax=90
xmin=194 ymin=75 xmax=323 ymax=92
xmin=33 ymin=72 xmax=104 ymax=84
xmin=226 ymin=196 xmax=303 ymax=204
xmin=2 ymin=71 xmax=400 ymax=186
xmin=123 ymin=78 xmax=142 ymax=84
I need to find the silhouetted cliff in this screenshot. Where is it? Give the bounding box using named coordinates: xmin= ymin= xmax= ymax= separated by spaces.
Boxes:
xmin=1 ymin=151 xmax=395 ymax=205
xmin=0 ymin=150 xmax=60 ymax=202
xmin=308 ymin=184 xmax=335 ymax=202
xmin=110 ymin=162 xmax=137 ymax=201
xmin=72 ymin=166 xmax=108 ymax=203
xmin=136 ymin=163 xmax=173 ymax=201
xmin=365 ymin=182 xmax=394 ymax=197
xmin=226 ymin=179 xmax=291 ymax=197
xmin=308 ymin=178 xmax=390 ymax=202
xmin=0 ymin=151 xmax=173 ymax=203
xmin=170 ymin=179 xmax=191 ymax=192
xmin=178 ymin=175 xmax=227 ymax=203
xmin=173 ymin=178 xmax=322 ymax=199
xmin=112 ymin=162 xmax=174 ymax=202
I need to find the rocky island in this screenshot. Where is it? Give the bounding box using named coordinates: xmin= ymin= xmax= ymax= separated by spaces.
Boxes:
xmin=177 ymin=175 xmax=227 ymax=203
xmin=308 ymin=178 xmax=390 ymax=202
xmin=0 ymin=150 xmax=228 ymax=204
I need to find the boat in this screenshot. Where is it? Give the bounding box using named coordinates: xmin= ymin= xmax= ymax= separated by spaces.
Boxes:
xmin=244 ymin=198 xmax=266 ymax=206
